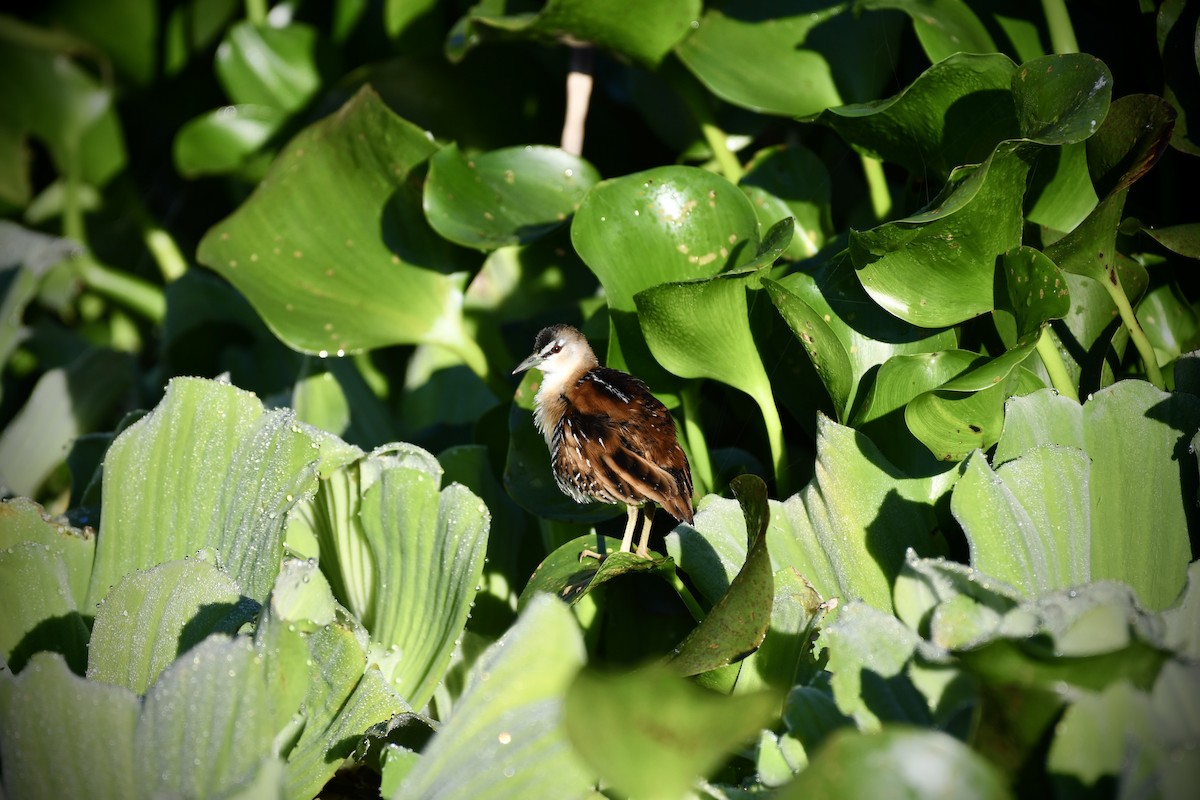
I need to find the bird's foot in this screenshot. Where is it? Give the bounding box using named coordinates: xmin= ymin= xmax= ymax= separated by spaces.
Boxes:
xmin=579 ymin=548 xmax=606 ymax=562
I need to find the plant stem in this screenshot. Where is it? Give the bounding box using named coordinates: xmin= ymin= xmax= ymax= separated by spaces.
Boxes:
xmin=861 ymin=153 xmax=892 ymax=223
xmin=1102 ymin=272 xmax=1165 ymax=389
xmin=698 ymin=115 xmax=744 ymax=184
xmin=754 ymin=387 xmax=791 ymax=498
xmin=244 ymin=0 xmax=267 ymax=26
xmin=143 ymin=225 xmax=187 ymax=282
xmin=1035 ymin=327 xmax=1080 ymax=402
xmin=75 ymin=254 xmax=166 ymax=323
xmin=667 ymin=568 xmax=707 ymax=622
xmin=1040 ymin=0 xmax=1079 ymax=54
xmin=680 ymin=383 xmax=714 ymax=496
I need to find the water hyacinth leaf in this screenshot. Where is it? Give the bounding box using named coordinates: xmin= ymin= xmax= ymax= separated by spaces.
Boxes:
xmin=850 ymin=141 xmax=1032 ymax=327
xmin=0 ymin=652 xmax=139 ymax=800
xmin=173 ymin=104 xmax=283 ymax=178
xmin=766 ymin=259 xmax=958 ymax=421
xmin=565 ymin=665 xmax=779 ymax=800
xmin=0 ymin=346 xmax=133 ymax=498
xmin=995 ymin=246 xmax=1072 ymax=338
xmin=952 ymin=447 xmax=1092 ymax=598
xmin=87 ymin=377 xmax=322 ymax=609
xmin=906 ymin=347 xmax=1044 ymax=462
xmin=394 ymin=595 xmax=594 ymax=799
xmin=572 ymin=164 xmax=761 ymax=377
xmin=740 ymin=144 xmax=833 ymax=260
xmin=292 ymin=360 xmax=351 ymax=437
xmin=676 ymin=1 xmax=901 ymax=117
xmin=423 ymin=144 xmax=599 ymax=250
xmin=519 ymin=534 xmax=672 ymax=608
xmin=765 ymin=416 xmax=949 ymax=614
xmin=198 ymin=87 xmax=483 ymax=362
xmin=215 ymin=21 xmax=323 ymax=112
xmin=810 ymin=53 xmax=1017 ymax=179
xmin=1138 ymin=283 xmax=1200 ymax=367
xmin=666 ymin=475 xmax=774 ymax=677
xmin=87 ymin=556 xmax=255 ymax=695
xmin=858 ymin=0 xmax=996 ymax=64
xmin=774 ymin=727 xmax=1012 ymax=800
xmin=989 ymin=384 xmax=1199 ymax=609
xmin=1011 ymin=54 xmax=1113 ymax=144
xmin=448 ymin=0 xmax=700 ymax=68
xmin=135 ymin=635 xmax=282 ymax=798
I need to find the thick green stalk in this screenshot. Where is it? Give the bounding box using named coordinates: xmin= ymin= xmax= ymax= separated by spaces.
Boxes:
xmin=76 ymin=254 xmax=166 ymax=323
xmin=143 ymin=225 xmax=187 ymax=282
xmin=667 ymin=569 xmax=706 ymax=622
xmin=753 ymin=387 xmax=791 ymax=497
xmin=1035 ymin=327 xmax=1080 ymax=402
xmin=680 ymin=383 xmax=714 ymax=497
xmin=1102 ymin=274 xmax=1165 ymax=389
xmin=861 ymin=154 xmax=892 ymax=223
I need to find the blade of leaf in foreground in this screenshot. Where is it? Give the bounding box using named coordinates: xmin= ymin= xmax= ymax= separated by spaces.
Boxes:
xmin=519 ymin=533 xmax=674 ymax=608
xmin=87 ymin=556 xmax=255 ymax=694
xmin=774 ymin=727 xmax=1011 ymax=799
xmin=198 ymin=86 xmax=479 ymax=359
xmin=0 ymin=652 xmax=138 ymax=800
xmin=361 ymin=460 xmax=490 ymax=711
xmin=767 ymin=416 xmax=949 ymax=614
xmin=87 ymin=377 xmax=321 ymax=609
xmin=136 ymin=635 xmax=283 ymax=798
xmin=393 ymin=594 xmax=593 ymax=800
xmin=665 ymin=475 xmax=774 ymax=676
xmin=565 ymin=665 xmax=779 ymax=800
xmin=992 ymin=384 xmax=1199 ymax=609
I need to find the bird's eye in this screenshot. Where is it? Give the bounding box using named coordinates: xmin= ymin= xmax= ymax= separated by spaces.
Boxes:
xmin=550 ymin=343 xmax=563 ymax=354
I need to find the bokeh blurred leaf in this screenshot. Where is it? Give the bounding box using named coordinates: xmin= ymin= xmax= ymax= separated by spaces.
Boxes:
xmin=173 ymin=104 xmax=283 ymax=178
xmin=740 ymin=144 xmax=832 ymax=260
xmin=215 ymin=21 xmax=324 ymax=112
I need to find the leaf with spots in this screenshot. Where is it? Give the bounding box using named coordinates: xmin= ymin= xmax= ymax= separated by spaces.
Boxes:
xmin=197 ymin=86 xmax=485 ymax=368
xmin=424 ymin=144 xmax=599 ymax=251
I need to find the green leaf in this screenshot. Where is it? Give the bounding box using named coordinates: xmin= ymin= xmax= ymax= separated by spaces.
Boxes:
xmin=765 ymin=416 xmax=950 ymax=614
xmin=0 ymin=221 xmax=80 ymax=381
xmin=811 ymin=53 xmax=1017 ymax=179
xmin=774 ymin=726 xmax=1012 ymax=799
xmin=666 ymin=475 xmax=775 ymax=677
xmin=198 ymin=87 xmax=485 ymax=368
xmin=215 ymin=21 xmax=323 ymax=112
xmin=172 ymin=104 xmax=283 ymax=178
xmin=87 ymin=556 xmax=255 ymax=694
xmin=424 ymin=144 xmax=599 ymax=251
xmin=766 ymin=257 xmax=958 ymax=422
xmin=1011 ymin=54 xmax=1113 ymax=144
xmin=995 ymin=246 xmax=1072 ymax=338
xmin=572 ymin=164 xmax=761 ymax=376
xmin=449 ymin=0 xmax=701 ymax=69
xmin=676 ymin=1 xmax=902 ymax=116
xmin=520 ymin=533 xmax=672 ymax=607
xmin=86 ymin=377 xmax=322 ymax=609
xmin=0 ymin=498 xmax=95 ymax=672
xmin=986 ymin=384 xmax=1199 ymax=609
xmin=0 ymin=347 xmax=133 ymax=497
xmin=851 ymin=141 xmax=1032 ymax=327
xmin=394 ymin=594 xmax=594 ymax=799
xmin=1163 ymin=561 xmax=1200 ymax=661
xmin=565 ymin=665 xmax=779 ymax=800
xmin=740 ymin=144 xmax=833 ymax=260
xmin=857 ymin=0 xmax=996 ymax=64
xmin=136 ymin=635 xmax=283 ymax=798
xmin=0 ymin=652 xmax=139 ymax=799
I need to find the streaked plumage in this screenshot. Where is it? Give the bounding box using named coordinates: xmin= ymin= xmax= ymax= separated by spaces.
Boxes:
xmin=513 ymin=324 xmax=693 ymax=557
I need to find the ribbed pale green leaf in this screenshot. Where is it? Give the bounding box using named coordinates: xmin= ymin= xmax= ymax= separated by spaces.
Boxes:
xmin=393 ymin=595 xmax=593 ymax=800
xmin=0 ymin=498 xmax=94 ymax=673
xmin=87 ymin=377 xmax=322 ymax=608
xmin=136 ymin=635 xmax=283 ymax=799
xmin=975 ymin=383 xmax=1200 ymax=609
xmin=87 ymin=556 xmax=255 ymax=694
xmin=0 ymin=652 xmax=138 ymax=800
xmin=764 ymin=416 xmax=951 ymax=614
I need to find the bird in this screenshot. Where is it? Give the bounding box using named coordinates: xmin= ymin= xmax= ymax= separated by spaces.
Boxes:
xmin=513 ymin=323 xmax=694 ymax=558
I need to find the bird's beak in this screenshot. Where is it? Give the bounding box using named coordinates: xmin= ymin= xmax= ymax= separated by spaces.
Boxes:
xmin=512 ymin=353 xmax=542 ymax=375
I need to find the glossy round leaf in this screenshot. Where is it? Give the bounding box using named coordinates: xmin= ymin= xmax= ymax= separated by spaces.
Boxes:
xmin=859 ymin=0 xmax=996 ymax=64
xmin=1012 ymin=54 xmax=1112 ymax=144
xmin=215 ymin=21 xmax=323 ymax=112
xmin=424 ymin=144 xmax=599 ymax=250
xmin=851 ymin=141 xmax=1032 ymax=327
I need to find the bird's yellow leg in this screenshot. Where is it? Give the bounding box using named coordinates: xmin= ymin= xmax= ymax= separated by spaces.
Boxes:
xmin=634 ymin=505 xmax=656 ymax=558
xmin=619 ymin=505 xmax=639 ymax=553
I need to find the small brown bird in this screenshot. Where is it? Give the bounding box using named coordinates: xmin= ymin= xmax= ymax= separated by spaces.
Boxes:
xmin=513 ymin=324 xmax=694 ymax=558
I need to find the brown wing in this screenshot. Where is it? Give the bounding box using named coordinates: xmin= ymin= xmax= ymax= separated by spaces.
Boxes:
xmin=554 ymin=367 xmax=693 ymax=523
